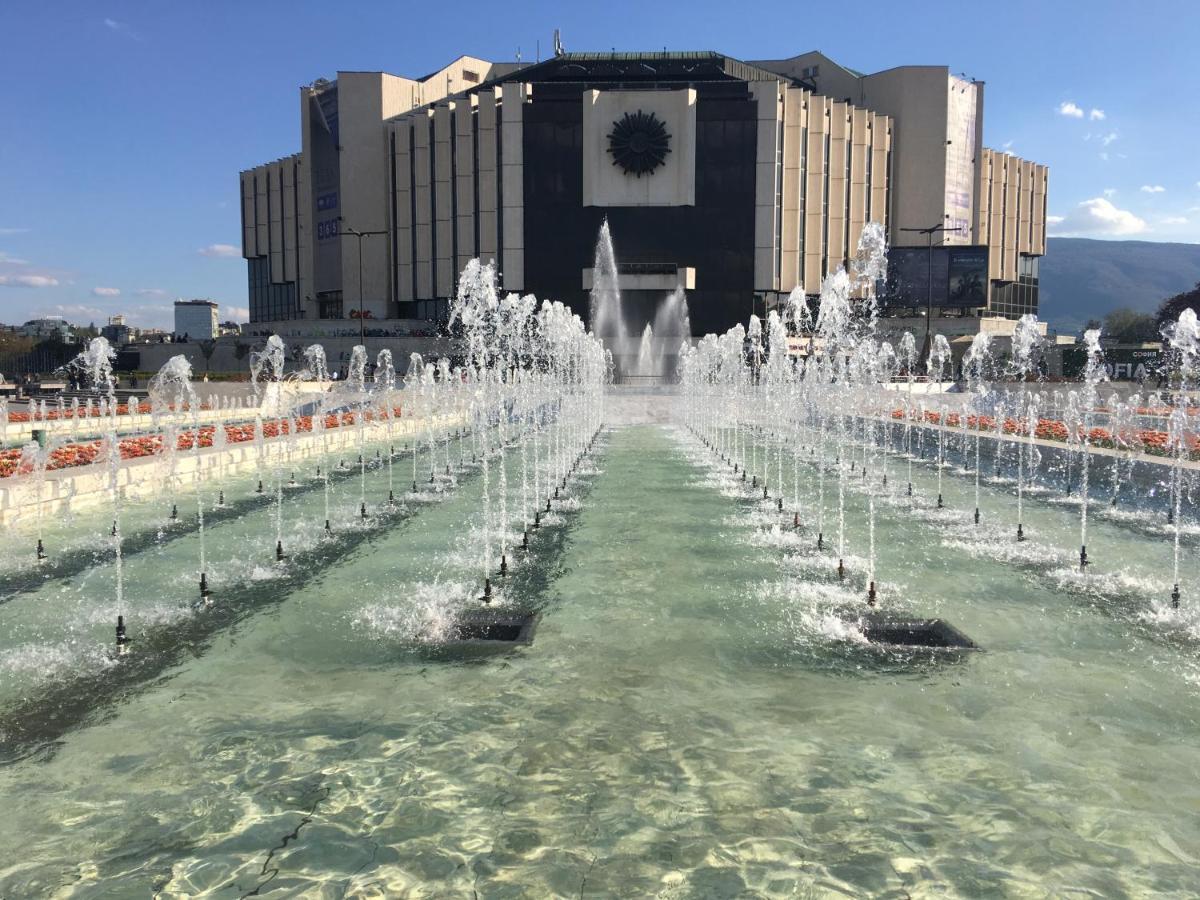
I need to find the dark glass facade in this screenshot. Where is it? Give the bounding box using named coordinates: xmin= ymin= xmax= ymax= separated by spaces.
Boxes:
xmin=397 ymin=298 xmax=449 ymax=321
xmin=988 ymin=254 xmax=1040 ymax=319
xmin=247 ymin=256 xmax=298 ymax=322
xmin=521 ymin=82 xmax=757 ymax=337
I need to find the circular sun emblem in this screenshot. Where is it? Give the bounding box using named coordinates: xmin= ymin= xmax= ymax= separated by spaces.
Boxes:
xmin=607 ymin=110 xmax=671 ymax=177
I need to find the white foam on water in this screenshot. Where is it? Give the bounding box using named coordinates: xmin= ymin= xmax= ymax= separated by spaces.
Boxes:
xmin=0 ymin=639 xmax=117 ymax=684
xmin=940 ymin=534 xmax=1066 ymax=567
xmin=352 ymin=578 xmax=473 ymax=643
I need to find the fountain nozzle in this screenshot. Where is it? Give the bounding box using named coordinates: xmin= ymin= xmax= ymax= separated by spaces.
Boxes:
xmin=837 ymin=559 xmax=845 ymax=580
xmin=500 ymin=555 xmax=508 ymax=577
xmin=817 ymin=532 xmax=824 ymax=551
xmin=545 ymin=499 xmax=552 ymax=512
xmin=974 ymin=507 xmax=980 ymax=525
xmin=793 ymin=512 xmax=800 ymax=529
xmin=907 ymin=482 xmax=912 ymax=497
xmin=275 ymin=540 xmax=286 ymax=562
xmin=256 ymin=479 xmax=264 ymax=494
xmin=170 ymin=503 xmax=178 ymax=521
xmin=1017 ymin=523 xmax=1025 ymax=542
xmin=115 ymin=615 xmax=130 ymax=656
xmin=36 ymin=539 xmax=46 ymax=562
xmin=482 ymin=578 xmax=493 ymax=604
xmin=1079 ymin=545 xmax=1088 ymax=570
xmin=937 ymin=493 xmax=943 ymax=509
xmin=1172 ymin=584 xmax=1181 ymax=609
xmin=218 ymin=490 xmax=225 ymax=507
xmin=324 ymin=519 xmax=332 ymax=535
xmin=360 ymin=502 xmax=368 ymax=520
xmin=200 ymin=572 xmax=211 ymax=600
xmin=763 ymin=486 xmax=769 ymax=500
xmin=867 ymin=582 xmax=876 ymax=606
xmin=522 ymin=530 xmax=529 ymax=550
xmin=777 ymin=497 xmax=783 ymax=512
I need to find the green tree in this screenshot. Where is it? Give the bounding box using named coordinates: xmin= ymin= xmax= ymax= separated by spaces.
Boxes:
xmin=1102 ymin=307 xmax=1160 ymax=343
xmin=198 ymin=339 xmax=217 ymax=376
xmin=1156 ymin=282 xmax=1200 ymax=329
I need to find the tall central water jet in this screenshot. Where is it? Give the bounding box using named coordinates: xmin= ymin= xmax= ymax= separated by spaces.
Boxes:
xmin=588 ymin=219 xmax=627 ymax=372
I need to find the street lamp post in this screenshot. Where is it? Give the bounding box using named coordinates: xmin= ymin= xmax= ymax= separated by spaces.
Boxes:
xmin=339 ymin=223 xmax=388 ymax=344
xmin=899 ymin=222 xmax=963 ymax=371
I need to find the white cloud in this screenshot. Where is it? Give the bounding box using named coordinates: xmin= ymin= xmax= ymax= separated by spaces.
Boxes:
xmin=1103 ymin=188 xmax=1117 ymax=197
xmin=91 ymin=286 xmax=121 ymax=297
xmin=0 ymin=227 xmax=29 ymax=236
xmin=1089 ymin=108 xmax=1106 ymax=120
xmin=1161 ymin=216 xmax=1188 ymax=225
xmin=0 ymin=274 xmax=59 ymax=288
xmin=103 ymin=18 xmax=140 ymax=39
xmin=1187 ymin=206 xmax=1200 ymax=213
xmin=1141 ymin=184 xmax=1166 ymax=193
xmin=1048 ymin=197 xmax=1148 ymax=237
xmin=198 ymin=243 xmax=239 ymax=258
xmin=1101 ymin=132 xmax=1119 ymax=146
xmin=135 ymin=287 xmax=169 ymax=297
xmin=1058 ymin=101 xmax=1084 ymax=118
xmin=222 ymin=305 xmax=249 ymax=323
xmin=1099 ymin=152 xmax=1109 ymax=162
xmin=0 ymin=251 xmax=30 ymax=265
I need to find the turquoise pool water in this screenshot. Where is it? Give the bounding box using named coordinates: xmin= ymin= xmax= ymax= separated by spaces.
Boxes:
xmin=1 ymin=424 xmax=1198 ymax=897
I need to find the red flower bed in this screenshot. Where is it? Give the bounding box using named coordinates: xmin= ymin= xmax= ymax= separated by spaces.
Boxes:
xmin=0 ymin=405 xmax=409 ymax=478
xmin=889 ymin=407 xmax=1199 ymax=460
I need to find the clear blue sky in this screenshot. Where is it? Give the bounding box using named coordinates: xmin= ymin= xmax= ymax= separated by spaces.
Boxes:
xmin=2 ymin=0 xmax=1198 ymax=329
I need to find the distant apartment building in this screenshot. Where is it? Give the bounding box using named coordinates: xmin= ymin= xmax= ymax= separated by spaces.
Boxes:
xmin=239 ymin=47 xmax=1047 ymax=335
xmin=173 ymin=299 xmax=219 ymax=340
xmin=21 ymin=316 xmax=76 ymax=343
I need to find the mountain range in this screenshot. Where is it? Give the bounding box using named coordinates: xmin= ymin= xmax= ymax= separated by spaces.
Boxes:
xmin=1037 ymin=237 xmax=1200 ymax=335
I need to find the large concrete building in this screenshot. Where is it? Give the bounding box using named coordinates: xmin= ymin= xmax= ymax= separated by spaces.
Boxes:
xmin=239 ymin=48 xmax=1047 ymax=337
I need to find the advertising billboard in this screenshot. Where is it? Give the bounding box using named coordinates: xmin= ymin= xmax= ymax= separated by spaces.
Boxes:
xmin=881 ymin=245 xmax=988 ymax=310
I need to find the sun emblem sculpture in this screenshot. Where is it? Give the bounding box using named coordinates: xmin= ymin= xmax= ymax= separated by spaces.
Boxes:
xmin=607 ymin=110 xmax=671 ymax=177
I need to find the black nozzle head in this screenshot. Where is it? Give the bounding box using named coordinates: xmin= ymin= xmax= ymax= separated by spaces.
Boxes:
xmin=115 ymin=615 xmax=130 ymax=653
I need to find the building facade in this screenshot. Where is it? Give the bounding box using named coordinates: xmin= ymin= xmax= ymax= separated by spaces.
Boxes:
xmin=240 ymin=48 xmax=1047 ymax=335
xmin=20 ymin=317 xmax=76 ymax=343
xmin=173 ymin=299 xmax=219 ymax=340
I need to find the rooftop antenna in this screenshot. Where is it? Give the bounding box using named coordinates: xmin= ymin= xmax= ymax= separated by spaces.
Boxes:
xmin=516 ymin=46 xmax=521 ymax=65
xmin=536 ymin=40 xmax=540 ymax=63
xmin=553 ymin=28 xmax=565 ymax=57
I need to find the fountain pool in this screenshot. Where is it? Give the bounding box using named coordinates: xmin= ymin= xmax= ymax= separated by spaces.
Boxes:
xmin=0 ymin=425 xmax=1198 ymax=895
